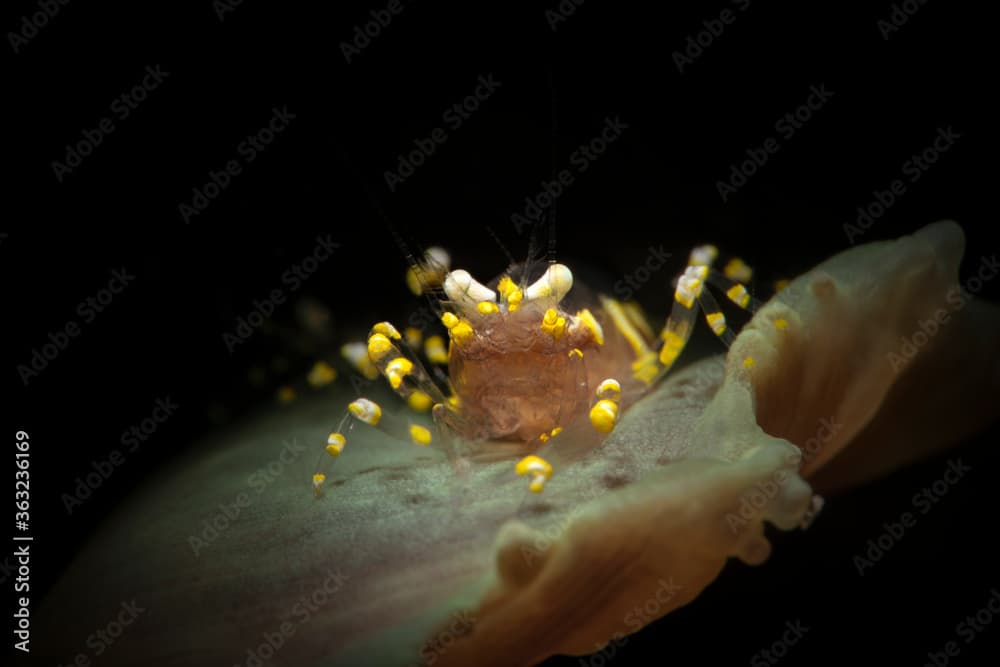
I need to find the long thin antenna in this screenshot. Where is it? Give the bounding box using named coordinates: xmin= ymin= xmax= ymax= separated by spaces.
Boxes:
xmin=333 ymin=140 xmax=420 ymax=267
xmin=484 ymin=225 xmax=517 ymax=270
xmin=521 ymin=59 xmax=560 ymax=282
xmin=332 ymin=139 xmax=444 ymax=306
xmin=546 ymin=61 xmax=559 ymax=265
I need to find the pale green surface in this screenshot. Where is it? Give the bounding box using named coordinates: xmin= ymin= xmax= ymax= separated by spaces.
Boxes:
xmin=36 ymin=221 xmax=1000 ymax=666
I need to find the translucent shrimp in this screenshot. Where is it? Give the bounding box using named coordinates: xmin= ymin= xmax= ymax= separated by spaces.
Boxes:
xmin=313 ymin=243 xmax=762 ymax=496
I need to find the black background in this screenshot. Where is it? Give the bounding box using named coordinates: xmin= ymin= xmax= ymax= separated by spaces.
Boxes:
xmin=7 ymin=0 xmax=998 ymax=665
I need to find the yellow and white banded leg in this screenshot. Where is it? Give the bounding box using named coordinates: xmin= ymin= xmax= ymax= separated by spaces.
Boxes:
xmin=365 ymin=321 xmax=447 ymax=407
xmin=705 ymin=270 xmax=764 ymax=314
xmin=651 ymin=246 xmax=763 ymax=384
xmin=652 ymin=262 xmax=705 ymax=380
xmin=515 ymin=455 xmax=553 ymax=493
xmin=695 ymin=285 xmax=737 ymax=346
xmin=314 ymin=320 xmax=448 ymax=495
xmin=722 ymin=257 xmax=753 ymax=284
xmin=313 ymin=396 xmax=437 ymax=496
xmin=690 ymin=245 xmax=760 ymax=307
xmin=589 ymin=378 xmax=622 ymax=435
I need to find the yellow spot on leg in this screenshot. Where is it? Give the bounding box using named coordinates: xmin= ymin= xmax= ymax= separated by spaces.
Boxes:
xmin=409 ymin=424 xmax=432 ymax=446
xmin=404 ymin=327 xmax=422 ymax=348
xmin=307 ymin=361 xmax=337 ymax=388
xmin=724 ymin=258 xmax=753 ymax=283
xmin=367 ymin=333 xmax=394 ymax=362
xmin=774 ymin=318 xmax=788 ymax=331
xmin=373 ymin=322 xmax=402 ymax=340
xmin=312 ymin=473 xmax=326 ymax=495
xmin=348 ymin=398 xmax=382 ymax=425
xmin=341 ymin=342 xmax=378 ymax=379
xmin=705 ymin=311 xmax=727 ymax=336
xmin=424 ymin=335 xmax=448 ymax=364
xmin=326 ymin=432 xmax=346 ymax=456
xmin=743 ymin=356 xmax=756 ymax=369
xmin=675 ymin=275 xmax=704 ymax=309
xmin=726 ymin=284 xmax=751 ymax=309
xmin=385 ymin=356 xmax=414 ymax=389
xmin=407 ymin=390 xmax=433 ymax=412
xmin=590 ymin=399 xmax=619 ymax=434
xmin=659 ymin=330 xmax=685 ymax=367
xmin=632 ymin=352 xmax=659 ymax=385
xmin=515 ymin=455 xmax=553 ymax=493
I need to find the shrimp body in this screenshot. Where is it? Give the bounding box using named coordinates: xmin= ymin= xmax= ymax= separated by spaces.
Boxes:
xmin=314 ymin=246 xmax=759 ymax=494
xmin=443 ymin=288 xmax=637 ymax=442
